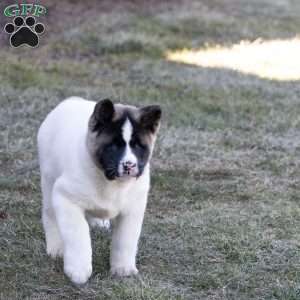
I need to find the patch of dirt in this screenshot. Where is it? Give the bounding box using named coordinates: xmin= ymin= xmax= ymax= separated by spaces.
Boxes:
xmin=0 ymin=211 xmax=8 ymax=219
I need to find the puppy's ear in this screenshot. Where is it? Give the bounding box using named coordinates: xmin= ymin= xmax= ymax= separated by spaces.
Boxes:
xmin=139 ymin=105 xmax=162 ymax=133
xmin=90 ymin=99 xmax=114 ymax=132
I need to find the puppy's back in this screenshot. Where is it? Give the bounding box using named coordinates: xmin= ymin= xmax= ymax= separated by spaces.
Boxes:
xmin=37 ymin=97 xmax=95 ymax=177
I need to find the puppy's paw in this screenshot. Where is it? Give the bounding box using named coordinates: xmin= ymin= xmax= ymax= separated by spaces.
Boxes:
xmin=64 ymin=263 xmax=92 ymax=285
xmin=88 ymin=218 xmax=111 ymax=230
xmin=110 ymin=265 xmax=138 ymax=277
xmin=46 ymin=241 xmax=64 ymax=258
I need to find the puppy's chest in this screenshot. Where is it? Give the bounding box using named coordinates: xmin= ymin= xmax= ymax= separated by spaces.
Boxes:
xmin=84 ymin=183 xmax=134 ymax=219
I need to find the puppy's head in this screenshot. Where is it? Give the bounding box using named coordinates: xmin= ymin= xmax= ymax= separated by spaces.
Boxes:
xmin=87 ymin=99 xmax=161 ymax=181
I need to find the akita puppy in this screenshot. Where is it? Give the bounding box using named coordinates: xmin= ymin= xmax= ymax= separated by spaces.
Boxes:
xmin=37 ymin=97 xmax=161 ymax=284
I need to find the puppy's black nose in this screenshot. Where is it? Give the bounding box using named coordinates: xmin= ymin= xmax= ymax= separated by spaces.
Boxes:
xmin=123 ymin=161 xmax=136 ymax=171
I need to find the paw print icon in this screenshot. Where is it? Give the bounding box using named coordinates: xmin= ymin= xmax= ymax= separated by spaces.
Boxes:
xmin=4 ymin=16 xmax=45 ymax=48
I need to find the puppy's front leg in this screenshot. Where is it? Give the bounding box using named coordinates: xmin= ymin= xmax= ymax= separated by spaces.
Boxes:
xmin=53 ymin=183 xmax=92 ymax=285
xmin=110 ymin=208 xmax=145 ymax=277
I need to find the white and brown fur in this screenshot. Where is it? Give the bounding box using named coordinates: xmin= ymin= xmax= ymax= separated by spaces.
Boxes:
xmin=37 ymin=97 xmax=161 ymax=284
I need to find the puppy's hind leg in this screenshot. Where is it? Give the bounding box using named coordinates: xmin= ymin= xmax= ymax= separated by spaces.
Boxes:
xmin=41 ymin=176 xmax=64 ymax=258
xmin=87 ymin=216 xmax=111 ymax=231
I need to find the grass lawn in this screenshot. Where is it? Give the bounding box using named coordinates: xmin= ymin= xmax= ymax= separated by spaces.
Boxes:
xmin=1 ymin=0 xmax=300 ymax=299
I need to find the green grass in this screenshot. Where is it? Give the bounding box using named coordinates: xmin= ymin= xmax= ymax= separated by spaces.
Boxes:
xmin=1 ymin=0 xmax=300 ymax=299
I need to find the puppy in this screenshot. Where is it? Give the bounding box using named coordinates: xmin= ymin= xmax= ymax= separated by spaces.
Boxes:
xmin=37 ymin=97 xmax=161 ymax=284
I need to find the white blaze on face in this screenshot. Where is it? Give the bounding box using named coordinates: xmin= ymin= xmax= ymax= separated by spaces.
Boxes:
xmin=119 ymin=118 xmax=138 ymax=176
xmin=122 ymin=118 xmax=133 ymax=143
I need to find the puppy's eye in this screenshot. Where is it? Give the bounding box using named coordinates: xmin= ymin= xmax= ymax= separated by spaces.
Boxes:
xmin=130 ymin=138 xmax=145 ymax=149
xmin=106 ymin=138 xmax=125 ymax=151
xmin=129 ymin=139 xmax=136 ymax=147
xmin=113 ymin=138 xmax=125 ymax=148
